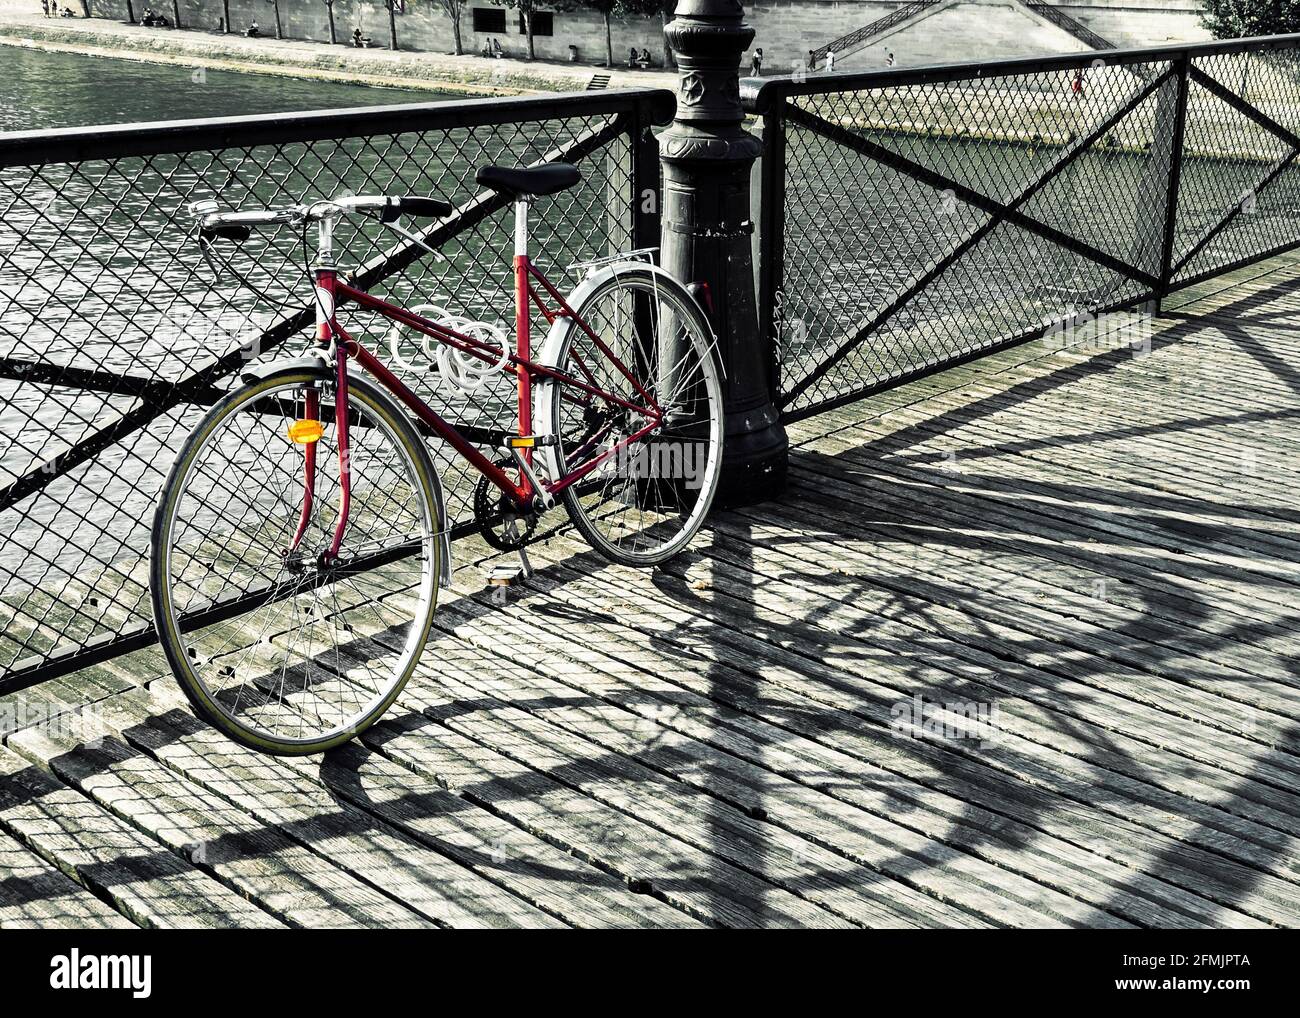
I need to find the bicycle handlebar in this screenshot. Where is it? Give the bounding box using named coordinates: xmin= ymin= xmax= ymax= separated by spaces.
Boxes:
xmin=192 ymin=193 xmax=453 ymax=241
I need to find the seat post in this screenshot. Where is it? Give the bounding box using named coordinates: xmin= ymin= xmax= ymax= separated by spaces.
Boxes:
xmin=513 ymin=196 xmax=533 ymax=458
xmin=514 ymin=197 xmax=529 ymax=260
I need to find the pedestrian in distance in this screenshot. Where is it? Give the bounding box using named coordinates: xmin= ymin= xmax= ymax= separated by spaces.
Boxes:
xmin=751 ymin=47 xmax=763 ymax=76
xmin=825 ymin=48 xmax=835 ymax=72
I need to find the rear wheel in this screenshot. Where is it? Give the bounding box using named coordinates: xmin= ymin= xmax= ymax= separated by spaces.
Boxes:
xmin=150 ymin=368 xmax=441 ymax=755
xmin=545 ymin=266 xmax=723 ymax=566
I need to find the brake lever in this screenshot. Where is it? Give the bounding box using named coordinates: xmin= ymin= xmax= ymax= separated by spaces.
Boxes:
xmin=380 ymin=219 xmax=447 ymax=263
xmin=199 ymin=223 xmax=253 ymax=242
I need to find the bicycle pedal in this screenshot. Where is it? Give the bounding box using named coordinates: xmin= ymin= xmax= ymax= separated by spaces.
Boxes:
xmin=488 ymin=565 xmax=523 ymax=586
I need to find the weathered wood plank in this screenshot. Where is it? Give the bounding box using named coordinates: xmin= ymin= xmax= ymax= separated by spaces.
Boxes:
xmin=0 ymin=743 xmax=283 ymax=928
xmin=0 ymin=830 xmax=136 ymax=929
xmin=134 ymin=682 xmax=688 ymax=928
xmin=371 ymin=571 xmax=1147 ymax=927
xmin=370 ymin=613 xmax=994 ymax=928
xmin=471 ymin=537 xmax=1287 ymax=927
xmin=54 ymin=687 xmax=569 ymax=929
xmin=7 ymin=722 xmax=437 ymax=929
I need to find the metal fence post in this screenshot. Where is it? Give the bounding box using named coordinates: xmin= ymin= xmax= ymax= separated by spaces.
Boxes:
xmin=629 ymin=97 xmax=663 ymax=253
xmin=1156 ymin=52 xmax=1192 ymax=310
xmin=660 ymin=0 xmax=788 ymax=506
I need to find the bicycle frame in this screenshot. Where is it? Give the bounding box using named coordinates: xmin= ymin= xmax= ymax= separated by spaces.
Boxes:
xmin=302 ymin=200 xmax=664 ymax=562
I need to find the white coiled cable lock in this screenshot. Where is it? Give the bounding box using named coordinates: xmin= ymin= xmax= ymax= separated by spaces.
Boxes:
xmin=387 ymin=304 xmax=511 ymax=395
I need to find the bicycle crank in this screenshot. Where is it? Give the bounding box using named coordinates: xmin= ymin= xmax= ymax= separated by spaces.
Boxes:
xmin=473 ymin=459 xmax=538 ymax=553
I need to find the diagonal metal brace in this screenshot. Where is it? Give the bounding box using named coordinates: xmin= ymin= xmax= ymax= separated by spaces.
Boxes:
xmin=784 ymin=103 xmax=1161 ymax=288
xmin=782 ymin=71 xmax=1170 ymax=405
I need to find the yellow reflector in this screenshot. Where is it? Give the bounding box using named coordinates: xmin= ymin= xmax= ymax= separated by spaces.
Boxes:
xmin=508 ymin=435 xmax=535 ymax=448
xmin=287 ymin=419 xmax=324 ymax=444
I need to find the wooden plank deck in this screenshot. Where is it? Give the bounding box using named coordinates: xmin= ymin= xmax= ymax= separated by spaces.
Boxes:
xmin=3 ymin=252 xmax=1300 ymax=928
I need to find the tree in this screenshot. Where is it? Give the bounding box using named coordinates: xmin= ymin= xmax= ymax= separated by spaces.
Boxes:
xmin=1200 ymin=0 xmax=1300 ymax=95
xmin=170 ymin=0 xmax=182 ymax=28
xmin=267 ymin=0 xmax=284 ymax=38
xmin=1201 ymin=0 xmax=1300 ymax=38
xmin=576 ymin=0 xmax=668 ymax=68
xmin=618 ymin=0 xmax=676 ymax=69
xmin=385 ymin=0 xmax=400 ymax=50
xmin=587 ymin=0 xmax=623 ymax=67
xmin=322 ymin=0 xmax=337 ymax=44
xmin=221 ymin=0 xmax=230 ymax=32
xmin=124 ymin=0 xmax=136 ymax=23
xmin=497 ymin=0 xmax=575 ymax=60
xmin=658 ymin=0 xmax=673 ymax=68
xmin=436 ymin=0 xmax=467 ymax=54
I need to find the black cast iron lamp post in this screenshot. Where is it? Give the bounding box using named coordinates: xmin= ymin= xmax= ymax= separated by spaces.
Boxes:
xmin=660 ymin=0 xmax=788 ymax=506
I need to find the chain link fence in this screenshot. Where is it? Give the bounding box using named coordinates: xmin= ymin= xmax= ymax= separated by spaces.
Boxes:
xmin=0 ymin=88 xmax=671 ymax=690
xmin=10 ymin=36 xmax=1300 ymax=691
xmin=745 ymin=36 xmax=1300 ymax=421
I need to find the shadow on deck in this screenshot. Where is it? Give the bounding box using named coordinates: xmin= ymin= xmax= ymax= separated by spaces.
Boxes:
xmin=2 ymin=253 xmax=1300 ymax=928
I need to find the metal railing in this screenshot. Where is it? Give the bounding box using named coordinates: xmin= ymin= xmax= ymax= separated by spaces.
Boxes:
xmin=810 ymin=1 xmax=940 ymax=65
xmin=0 ymin=87 xmax=673 ymax=692
xmin=744 ymin=35 xmax=1300 ymax=420
xmin=1025 ymin=3 xmax=1117 ymax=52
xmin=10 ymin=33 xmax=1300 ymax=691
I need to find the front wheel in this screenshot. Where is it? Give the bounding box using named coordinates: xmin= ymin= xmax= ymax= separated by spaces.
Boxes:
xmin=541 ymin=265 xmax=724 ymax=566
xmin=150 ymin=367 xmax=442 ymax=756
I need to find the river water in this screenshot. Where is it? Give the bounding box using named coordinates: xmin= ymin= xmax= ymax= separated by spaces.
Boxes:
xmin=0 ymin=44 xmax=440 ymax=131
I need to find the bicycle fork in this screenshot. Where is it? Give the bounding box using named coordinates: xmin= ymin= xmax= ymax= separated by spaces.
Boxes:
xmin=287 ymin=266 xmax=351 ymax=566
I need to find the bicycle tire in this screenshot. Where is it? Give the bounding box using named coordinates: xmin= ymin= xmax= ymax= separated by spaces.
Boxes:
xmin=150 ymin=366 xmax=442 ymax=756
xmin=539 ymin=264 xmax=724 ymax=566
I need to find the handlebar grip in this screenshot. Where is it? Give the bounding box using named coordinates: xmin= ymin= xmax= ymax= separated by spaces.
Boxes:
xmin=381 ymin=196 xmax=453 ymax=222
xmin=200 ymin=223 xmax=252 ymax=242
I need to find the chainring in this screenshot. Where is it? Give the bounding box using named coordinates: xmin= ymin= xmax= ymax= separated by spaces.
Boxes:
xmin=474 ymin=458 xmax=537 ymax=551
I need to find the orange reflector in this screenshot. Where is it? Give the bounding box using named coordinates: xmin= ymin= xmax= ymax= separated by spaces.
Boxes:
xmin=287 ymin=419 xmax=324 ymax=444
xmin=508 ymin=435 xmax=535 ymax=448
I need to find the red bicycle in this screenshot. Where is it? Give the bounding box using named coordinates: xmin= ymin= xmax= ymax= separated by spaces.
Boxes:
xmin=150 ymin=163 xmax=723 ymax=755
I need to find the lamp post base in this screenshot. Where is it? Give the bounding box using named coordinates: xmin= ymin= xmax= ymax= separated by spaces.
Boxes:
xmin=716 ymin=397 xmax=787 ymax=508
